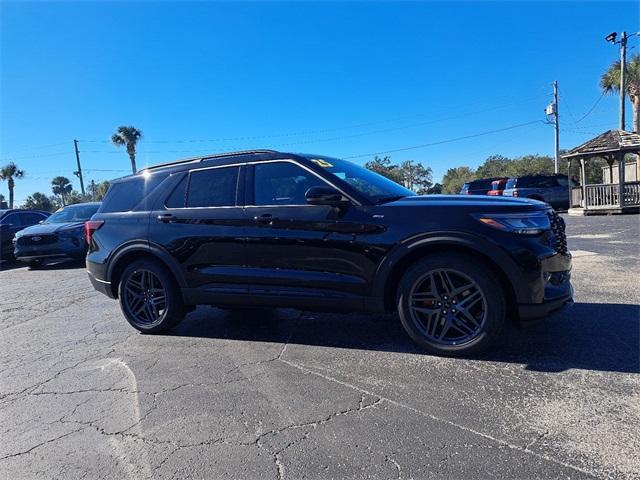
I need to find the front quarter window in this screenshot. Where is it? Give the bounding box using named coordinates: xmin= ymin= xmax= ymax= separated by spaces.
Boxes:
xmin=306 ymin=156 xmax=414 ymax=203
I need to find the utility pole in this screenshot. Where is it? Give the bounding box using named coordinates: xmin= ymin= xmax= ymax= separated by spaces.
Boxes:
xmin=90 ymin=180 xmax=96 ymax=201
xmin=545 ymin=81 xmax=560 ymax=174
xmin=73 ymin=139 xmax=85 ymax=195
xmin=619 ymin=31 xmax=627 ymax=130
xmin=553 ymin=81 xmax=560 ymax=174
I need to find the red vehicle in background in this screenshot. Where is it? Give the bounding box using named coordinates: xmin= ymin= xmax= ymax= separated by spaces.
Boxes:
xmin=487 ymin=178 xmax=508 ymax=196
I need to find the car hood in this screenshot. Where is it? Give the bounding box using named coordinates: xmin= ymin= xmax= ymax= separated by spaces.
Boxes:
xmin=16 ymin=222 xmax=85 ymax=236
xmin=385 ymin=194 xmax=547 ymax=209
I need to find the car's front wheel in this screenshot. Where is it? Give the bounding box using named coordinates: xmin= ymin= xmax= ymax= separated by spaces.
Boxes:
xmin=397 ymin=254 xmax=506 ymax=356
xmin=118 ymin=259 xmax=186 ymax=334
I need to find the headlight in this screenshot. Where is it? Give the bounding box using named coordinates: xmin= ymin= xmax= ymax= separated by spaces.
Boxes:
xmin=472 ymin=212 xmax=550 ymax=235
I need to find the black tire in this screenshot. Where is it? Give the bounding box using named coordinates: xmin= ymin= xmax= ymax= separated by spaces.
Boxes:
xmin=397 ymin=253 xmax=506 ymax=356
xmin=118 ymin=259 xmax=186 ymax=334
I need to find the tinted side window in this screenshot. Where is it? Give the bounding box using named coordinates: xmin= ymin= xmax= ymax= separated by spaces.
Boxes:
xmin=517 ymin=177 xmax=534 ymax=188
xmin=3 ymin=213 xmax=22 ymax=226
xmin=186 ymin=167 xmax=239 ymax=208
xmin=101 ymin=173 xmax=168 ymax=213
xmin=165 ymin=176 xmax=187 ymax=208
xmin=22 ymin=213 xmax=46 ymax=225
xmin=254 ymin=162 xmax=327 ymax=206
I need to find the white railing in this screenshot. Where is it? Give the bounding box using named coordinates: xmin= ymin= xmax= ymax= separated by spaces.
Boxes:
xmin=571 ymin=187 xmax=582 ymax=208
xmin=585 ymin=184 xmax=618 ymax=207
xmin=624 ymin=181 xmax=640 ymax=206
xmin=575 ymin=181 xmax=640 ymax=208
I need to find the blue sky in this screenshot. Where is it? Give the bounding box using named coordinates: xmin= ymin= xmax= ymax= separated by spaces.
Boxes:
xmin=1 ymin=1 xmax=638 ymax=204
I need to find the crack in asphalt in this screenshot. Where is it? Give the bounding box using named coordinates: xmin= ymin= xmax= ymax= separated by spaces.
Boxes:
xmin=277 ymin=349 xmax=601 ymax=480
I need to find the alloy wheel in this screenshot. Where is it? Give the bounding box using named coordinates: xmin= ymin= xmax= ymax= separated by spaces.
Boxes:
xmin=408 ymin=268 xmax=487 ymax=345
xmin=123 ymin=269 xmax=167 ymax=325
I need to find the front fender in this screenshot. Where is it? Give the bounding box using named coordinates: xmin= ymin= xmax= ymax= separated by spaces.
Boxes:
xmin=371 ymin=231 xmax=530 ymax=304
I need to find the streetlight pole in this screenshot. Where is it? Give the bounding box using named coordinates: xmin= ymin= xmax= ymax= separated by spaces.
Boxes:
xmin=605 ymin=31 xmax=638 ymax=131
xmin=619 ymin=31 xmax=627 ymax=130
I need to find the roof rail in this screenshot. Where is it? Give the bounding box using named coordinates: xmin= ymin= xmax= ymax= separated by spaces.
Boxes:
xmin=142 ymin=149 xmax=282 ymax=171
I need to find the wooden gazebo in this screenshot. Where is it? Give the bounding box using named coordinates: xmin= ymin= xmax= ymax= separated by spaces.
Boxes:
xmin=562 ymin=129 xmax=640 ymax=214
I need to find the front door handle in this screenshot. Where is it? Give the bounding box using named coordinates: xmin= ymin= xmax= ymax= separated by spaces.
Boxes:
xmin=157 ymin=213 xmax=176 ymax=223
xmin=254 ymin=213 xmax=277 ymax=225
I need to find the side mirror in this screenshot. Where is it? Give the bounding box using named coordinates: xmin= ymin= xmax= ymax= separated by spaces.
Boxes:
xmin=305 ymin=186 xmax=349 ymax=207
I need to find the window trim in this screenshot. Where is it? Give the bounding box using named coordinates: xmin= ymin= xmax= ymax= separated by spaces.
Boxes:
xmin=246 ymin=158 xmax=360 ymax=208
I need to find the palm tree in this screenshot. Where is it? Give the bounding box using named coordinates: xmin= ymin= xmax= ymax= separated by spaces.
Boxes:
xmin=601 ymin=53 xmax=640 ymax=133
xmin=0 ymin=162 xmax=25 ymax=209
xmin=111 ymin=126 xmax=143 ymax=174
xmin=51 ymin=176 xmax=73 ymax=206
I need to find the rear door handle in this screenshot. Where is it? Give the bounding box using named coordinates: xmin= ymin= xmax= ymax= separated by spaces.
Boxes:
xmin=254 ymin=213 xmax=277 ymax=225
xmin=157 ymin=213 xmax=176 ymax=223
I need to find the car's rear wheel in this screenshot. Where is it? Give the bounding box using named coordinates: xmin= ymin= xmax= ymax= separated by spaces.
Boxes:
xmin=397 ymin=254 xmax=506 ymax=356
xmin=118 ymin=260 xmax=186 ymax=334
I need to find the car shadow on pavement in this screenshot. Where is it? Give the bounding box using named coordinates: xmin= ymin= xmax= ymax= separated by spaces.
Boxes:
xmin=172 ymin=302 xmax=639 ymax=374
xmin=0 ymin=259 xmax=25 ymax=271
xmin=31 ymin=259 xmax=86 ymax=270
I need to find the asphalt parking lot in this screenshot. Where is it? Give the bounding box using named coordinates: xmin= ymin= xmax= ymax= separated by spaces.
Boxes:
xmin=0 ymin=214 xmax=638 ymax=480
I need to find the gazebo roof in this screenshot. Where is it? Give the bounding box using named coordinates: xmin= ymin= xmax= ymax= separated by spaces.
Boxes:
xmin=561 ymin=129 xmax=640 ymax=159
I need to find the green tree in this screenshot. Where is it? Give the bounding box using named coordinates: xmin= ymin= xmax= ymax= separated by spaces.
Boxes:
xmin=441 ymin=166 xmax=476 ymax=194
xmin=88 ymin=180 xmax=110 ymax=200
xmin=426 ymin=183 xmax=443 ymax=194
xmin=51 ymin=176 xmax=73 ymax=206
xmin=364 ymin=156 xmax=404 ymax=184
xmin=475 ymin=155 xmax=511 ymax=179
xmin=0 ymin=193 xmax=7 ymax=209
xmin=399 ymin=160 xmax=433 ymax=194
xmin=601 ymin=53 xmax=640 ymax=133
xmin=23 ymin=192 xmax=54 ymax=211
xmin=65 ymin=190 xmax=93 ymax=205
xmin=507 ymin=155 xmax=555 ymax=177
xmin=0 ymin=162 xmax=25 ymax=209
xmin=111 ymin=126 xmax=143 ymax=173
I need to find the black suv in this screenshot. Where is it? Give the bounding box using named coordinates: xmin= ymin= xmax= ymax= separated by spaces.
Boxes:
xmin=87 ymin=150 xmax=573 ymax=356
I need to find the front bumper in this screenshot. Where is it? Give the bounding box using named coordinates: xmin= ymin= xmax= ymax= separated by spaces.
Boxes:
xmin=517 ymin=264 xmax=574 ymax=322
xmin=14 ymin=241 xmax=86 ymax=261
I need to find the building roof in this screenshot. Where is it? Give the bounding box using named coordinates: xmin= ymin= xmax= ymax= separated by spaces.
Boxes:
xmin=562 ymin=129 xmax=640 ymax=159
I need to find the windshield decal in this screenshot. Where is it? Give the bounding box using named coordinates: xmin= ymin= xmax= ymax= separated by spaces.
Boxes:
xmin=310 ymin=159 xmax=333 ymax=168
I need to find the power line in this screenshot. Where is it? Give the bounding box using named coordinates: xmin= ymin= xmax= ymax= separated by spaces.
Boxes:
xmin=573 ymin=93 xmax=605 ymax=124
xmin=76 ymin=94 xmax=549 ymax=146
xmin=343 ymin=120 xmax=544 ymax=159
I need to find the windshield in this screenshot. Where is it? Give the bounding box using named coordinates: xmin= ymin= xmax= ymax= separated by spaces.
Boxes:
xmin=305 ymin=156 xmax=415 ymax=202
xmin=44 ymin=204 xmax=99 ymax=224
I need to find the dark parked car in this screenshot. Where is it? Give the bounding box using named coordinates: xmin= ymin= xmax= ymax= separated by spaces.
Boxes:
xmin=86 ymin=150 xmax=572 ymax=356
xmin=460 ymin=178 xmax=499 ymax=195
xmin=502 ymin=174 xmax=576 ymax=210
xmin=0 ymin=209 xmax=50 ymax=261
xmin=14 ymin=202 xmax=101 ymax=267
